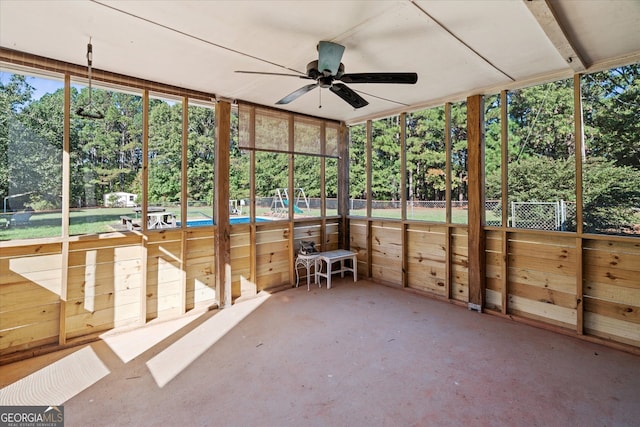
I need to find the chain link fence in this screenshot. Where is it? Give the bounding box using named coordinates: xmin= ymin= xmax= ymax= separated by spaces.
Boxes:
xmin=511 ymin=200 xmax=576 ymax=231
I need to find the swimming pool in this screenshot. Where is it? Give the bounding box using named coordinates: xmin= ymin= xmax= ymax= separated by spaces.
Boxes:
xmin=176 ymin=217 xmax=270 ymax=227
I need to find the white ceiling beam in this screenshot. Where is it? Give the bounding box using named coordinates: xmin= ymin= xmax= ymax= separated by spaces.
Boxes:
xmin=524 ymin=0 xmax=587 ymax=72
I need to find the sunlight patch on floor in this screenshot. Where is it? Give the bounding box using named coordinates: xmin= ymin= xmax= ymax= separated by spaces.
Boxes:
xmin=146 ymin=291 xmax=271 ymax=388
xmin=100 ymin=309 xmax=208 ymax=364
xmin=0 ymin=346 xmax=109 ymax=405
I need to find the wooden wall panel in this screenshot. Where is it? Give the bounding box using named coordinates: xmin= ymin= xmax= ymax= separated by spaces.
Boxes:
xmin=485 ymin=230 xmax=504 ymax=311
xmin=324 ymin=221 xmax=340 ymax=251
xmin=185 ymin=230 xmax=216 ymax=311
xmin=66 ymin=239 xmax=143 ymax=339
xmin=1 ymin=246 xmax=62 ymax=355
xmin=255 ymin=224 xmax=290 ymax=290
xmin=371 ymin=221 xmax=402 ymax=287
xmin=506 ymin=233 xmax=577 ymax=329
xmin=349 ymin=220 xmax=368 ymax=277
xmin=406 ymin=224 xmax=447 ymax=297
xmin=583 ymin=239 xmax=640 ymax=347
xmin=230 ymin=225 xmax=253 ymax=299
xmin=146 ymin=231 xmax=184 ymax=320
xmin=293 ymin=222 xmax=322 ymax=252
xmin=451 ymin=228 xmax=469 ymax=302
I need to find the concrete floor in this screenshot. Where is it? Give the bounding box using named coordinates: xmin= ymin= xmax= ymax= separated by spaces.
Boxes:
xmin=1 ymin=279 xmax=639 ymax=426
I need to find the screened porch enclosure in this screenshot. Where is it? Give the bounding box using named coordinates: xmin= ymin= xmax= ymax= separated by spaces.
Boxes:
xmin=1 ymin=53 xmax=639 ymax=364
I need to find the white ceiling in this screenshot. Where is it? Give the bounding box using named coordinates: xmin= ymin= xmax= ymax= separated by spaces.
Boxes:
xmin=1 ymin=0 xmax=639 ymax=124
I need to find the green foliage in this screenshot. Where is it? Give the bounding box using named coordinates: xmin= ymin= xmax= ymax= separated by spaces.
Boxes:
xmin=371 ymin=116 xmax=401 ymax=201
xmin=406 ymin=106 xmax=446 ymax=201
xmin=582 ymin=157 xmax=640 ymax=233
xmin=349 ymin=124 xmax=366 ymax=199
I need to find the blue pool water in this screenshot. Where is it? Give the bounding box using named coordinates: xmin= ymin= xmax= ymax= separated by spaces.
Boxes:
xmin=177 ymin=217 xmax=269 ymax=227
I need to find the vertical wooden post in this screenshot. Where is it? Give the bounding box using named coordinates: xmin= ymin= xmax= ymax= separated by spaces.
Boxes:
xmin=59 ymin=73 xmax=71 ymax=345
xmin=249 ymin=108 xmax=257 ymax=289
xmin=288 ymin=116 xmax=295 ymax=285
xmin=574 ymin=74 xmax=584 ymax=334
xmin=500 ymin=90 xmax=509 ymax=314
xmin=338 ymin=123 xmax=350 ymax=249
xmin=366 ymin=120 xmax=373 ymax=278
xmin=467 ymin=94 xmax=486 ymax=311
xmin=320 ymin=122 xmax=327 ymax=249
xmin=180 ymin=97 xmax=188 ymax=314
xmin=444 ymin=103 xmax=452 ymax=299
xmin=215 ymin=100 xmax=231 ymax=307
xmin=399 ymin=113 xmax=408 ymax=288
xmin=140 ymin=89 xmax=149 ymax=323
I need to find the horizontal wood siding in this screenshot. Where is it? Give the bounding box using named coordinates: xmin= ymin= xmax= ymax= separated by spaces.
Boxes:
xmin=255 ymin=223 xmax=290 ymax=290
xmin=583 ymin=239 xmax=640 ymax=347
xmin=406 ymin=224 xmax=447 ymax=297
xmin=230 ymin=224 xmax=252 ymax=299
xmin=324 ymin=221 xmax=340 ymax=252
xmin=349 ymin=219 xmax=368 ymax=278
xmin=66 ymin=237 xmax=143 ymax=339
xmin=485 ymin=230 xmax=503 ymax=311
xmin=0 ymin=244 xmax=62 ymax=355
xmin=506 ymin=233 xmax=578 ymax=330
xmin=185 ymin=228 xmax=216 ymax=311
xmin=146 ymin=230 xmax=184 ymax=320
xmin=451 ymin=227 xmax=469 ymax=302
xmin=293 ymin=222 xmax=322 ymax=252
xmin=371 ymin=221 xmax=402 ymax=287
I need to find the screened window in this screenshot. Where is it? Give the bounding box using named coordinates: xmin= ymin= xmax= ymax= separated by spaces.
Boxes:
xmin=349 ymin=123 xmax=367 ymax=217
xmin=371 ymin=116 xmax=401 ymax=219
xmin=405 ymin=106 xmax=446 ymax=222
xmin=507 ymin=79 xmax=576 ymax=231
xmin=148 ymin=94 xmax=183 ymax=229
xmin=70 ymin=82 xmax=143 ymax=235
xmin=581 ymin=64 xmax=640 ymax=235
xmin=1 ymin=70 xmax=64 ymax=240
xmin=484 ymin=93 xmax=502 ymax=226
xmin=187 ymin=100 xmax=215 ymax=226
xmin=450 ymin=101 xmax=468 ymax=225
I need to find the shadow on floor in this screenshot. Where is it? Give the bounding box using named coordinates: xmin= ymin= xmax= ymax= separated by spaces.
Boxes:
xmin=1 ymin=279 xmax=639 ymax=426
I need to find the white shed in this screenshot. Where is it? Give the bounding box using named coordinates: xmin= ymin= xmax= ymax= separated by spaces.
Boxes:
xmin=104 ymin=192 xmax=138 ymax=208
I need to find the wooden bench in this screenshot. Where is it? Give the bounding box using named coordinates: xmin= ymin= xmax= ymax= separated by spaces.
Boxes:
xmin=314 ymin=249 xmax=358 ymax=289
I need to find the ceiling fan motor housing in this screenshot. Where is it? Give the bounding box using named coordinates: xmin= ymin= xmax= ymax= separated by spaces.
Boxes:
xmin=307 ymin=60 xmax=345 ymax=80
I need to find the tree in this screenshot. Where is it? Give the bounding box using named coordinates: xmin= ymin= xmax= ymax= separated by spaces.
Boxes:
xmin=406 ymin=106 xmax=447 ymax=202
xmin=148 ymin=100 xmax=182 ymax=204
xmin=0 ymin=73 xmax=33 ymax=208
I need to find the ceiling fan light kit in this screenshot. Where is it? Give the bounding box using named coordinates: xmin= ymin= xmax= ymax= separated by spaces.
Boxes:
xmin=237 ymin=41 xmax=417 ymax=109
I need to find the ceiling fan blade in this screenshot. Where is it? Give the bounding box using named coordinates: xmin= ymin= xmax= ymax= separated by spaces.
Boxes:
xmin=339 ymin=72 xmax=418 ymax=84
xmin=236 ymin=70 xmax=311 ymax=79
xmin=329 ymin=83 xmax=369 ymax=109
xmin=317 ymin=41 xmax=345 ymax=76
xmin=276 ymin=83 xmax=318 ymax=105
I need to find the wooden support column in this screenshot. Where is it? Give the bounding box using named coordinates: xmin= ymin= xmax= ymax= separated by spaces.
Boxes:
xmin=400 ymin=113 xmax=408 ymax=288
xmin=444 ymin=103 xmax=452 ymax=300
xmin=179 ymin=97 xmax=188 ymax=314
xmin=338 ymin=123 xmax=349 ymax=249
xmin=320 ymin=123 xmax=327 ymax=249
xmin=467 ymin=94 xmax=486 ymax=311
xmin=215 ymin=100 xmax=231 ymax=307
xmin=574 ymin=74 xmax=584 ymax=334
xmin=59 ymin=73 xmax=71 ymax=345
xmin=500 ymin=90 xmax=509 ymax=314
xmin=288 ymin=116 xmax=295 ymax=284
xmin=140 ymin=90 xmax=149 ymax=322
xmin=366 ymin=120 xmax=373 ymax=278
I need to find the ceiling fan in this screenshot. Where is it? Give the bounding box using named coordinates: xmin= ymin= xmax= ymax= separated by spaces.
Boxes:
xmin=236 ymin=41 xmax=418 ymax=109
